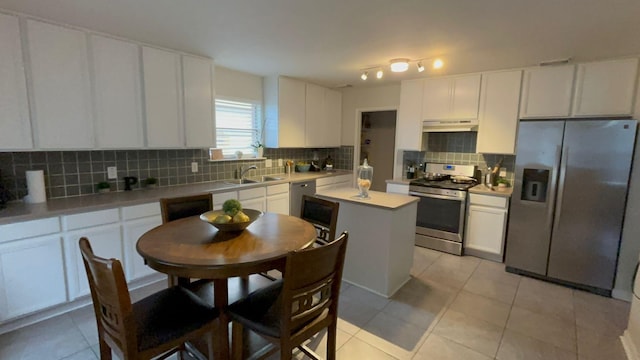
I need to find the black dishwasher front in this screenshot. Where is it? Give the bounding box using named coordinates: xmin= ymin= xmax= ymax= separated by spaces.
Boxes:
xmin=289 ymin=180 xmax=316 ymax=217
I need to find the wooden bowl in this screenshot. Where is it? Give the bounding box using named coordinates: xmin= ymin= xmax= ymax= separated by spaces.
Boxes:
xmin=199 ymin=209 xmax=263 ymax=232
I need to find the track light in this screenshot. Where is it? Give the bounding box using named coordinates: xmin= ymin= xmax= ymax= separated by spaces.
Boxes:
xmin=433 ymin=59 xmax=443 ymax=69
xmin=417 ymin=61 xmax=425 ymax=72
xmin=390 ymin=58 xmax=410 ymax=72
xmin=376 ymin=69 xmax=383 ymax=79
xmin=361 ymin=71 xmax=368 ymax=81
xmin=359 ymin=57 xmax=443 ymax=80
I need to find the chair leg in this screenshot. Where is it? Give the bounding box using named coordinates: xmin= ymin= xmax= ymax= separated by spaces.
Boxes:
xmin=231 ymin=321 xmax=244 ymax=360
xmin=327 ymin=322 xmax=337 ymax=360
xmin=98 ymin=338 xmax=112 ymax=360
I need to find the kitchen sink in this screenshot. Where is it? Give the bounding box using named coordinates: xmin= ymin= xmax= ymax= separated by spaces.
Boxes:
xmin=223 ymin=178 xmax=259 ymax=185
xmin=260 ymin=176 xmax=284 ymax=182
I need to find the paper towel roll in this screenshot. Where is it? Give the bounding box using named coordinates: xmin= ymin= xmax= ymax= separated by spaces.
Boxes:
xmin=24 ymin=170 xmax=46 ymax=204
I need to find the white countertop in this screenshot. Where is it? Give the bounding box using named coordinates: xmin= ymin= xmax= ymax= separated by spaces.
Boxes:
xmin=316 ymin=189 xmax=419 ymax=210
xmin=0 ymin=170 xmax=352 ymax=225
xmin=469 ymin=184 xmax=513 ymax=197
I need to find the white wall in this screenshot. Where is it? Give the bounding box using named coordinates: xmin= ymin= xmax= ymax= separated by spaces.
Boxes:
xmin=613 ymin=74 xmax=640 ymax=301
xmin=340 ymin=84 xmax=400 ymax=146
xmin=214 ymin=66 xmax=262 ymax=102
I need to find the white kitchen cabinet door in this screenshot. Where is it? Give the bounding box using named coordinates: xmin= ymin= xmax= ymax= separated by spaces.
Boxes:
xmin=476 ymin=70 xmax=523 ymax=154
xmin=267 ymin=193 xmax=289 ymax=215
xmin=27 ymin=19 xmax=94 ymax=149
xmin=264 ymin=76 xmax=306 ymax=148
xmin=422 ymin=77 xmax=452 ymax=120
xmin=240 ymin=197 xmax=266 ymax=212
xmin=239 ymin=187 xmax=266 ymax=212
xmin=572 ymin=58 xmax=639 ymax=117
xmin=212 ymin=191 xmax=238 ymax=210
xmin=451 ymin=74 xmax=482 ymax=120
xmin=386 ymin=183 xmax=409 ymax=195
xmin=122 ymin=215 xmax=162 ymax=281
xmin=0 ymin=234 xmax=67 ymax=321
xmin=465 ymin=205 xmax=507 ymax=261
xmin=323 ymin=88 xmax=342 ymax=147
xmin=91 ymin=35 xmax=143 ymax=149
xmin=182 ymin=55 xmax=215 ymax=148
xmin=305 ymin=83 xmax=325 ymax=148
xmin=397 ymin=79 xmax=424 ymax=151
xmin=0 ymin=13 xmax=32 ymax=150
xmin=519 ymin=65 xmax=575 ymax=119
xmin=333 ymin=174 xmax=353 ymax=189
xmin=64 ymin=223 xmax=123 ymax=300
xmin=143 ymin=46 xmax=183 ymax=148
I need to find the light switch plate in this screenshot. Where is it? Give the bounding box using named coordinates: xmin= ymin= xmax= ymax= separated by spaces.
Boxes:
xmin=107 ymin=166 xmax=117 ymax=179
xmin=265 ymin=159 xmax=272 ymax=168
xmin=191 ymin=162 xmax=198 ymax=173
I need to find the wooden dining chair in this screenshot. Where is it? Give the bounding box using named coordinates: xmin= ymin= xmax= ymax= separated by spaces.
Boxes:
xmin=79 ymin=237 xmax=219 ymax=360
xmin=301 ymin=195 xmax=340 ymax=246
xmin=227 ymin=231 xmax=349 ymax=360
xmin=160 ymin=193 xmax=213 ymax=224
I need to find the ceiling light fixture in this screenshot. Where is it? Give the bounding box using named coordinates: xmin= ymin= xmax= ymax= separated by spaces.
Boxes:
xmin=359 ymin=57 xmax=444 ymax=80
xmin=390 ymin=58 xmax=410 ymax=72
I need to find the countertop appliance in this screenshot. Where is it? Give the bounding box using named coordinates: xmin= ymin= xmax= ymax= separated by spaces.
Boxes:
xmin=290 ymin=180 xmax=316 ymax=218
xmin=409 ymin=163 xmax=477 ymax=255
xmin=505 ymin=120 xmax=637 ymax=296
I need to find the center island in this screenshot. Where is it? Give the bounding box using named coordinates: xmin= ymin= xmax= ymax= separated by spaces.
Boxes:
xmin=315 ymin=188 xmax=419 ymax=297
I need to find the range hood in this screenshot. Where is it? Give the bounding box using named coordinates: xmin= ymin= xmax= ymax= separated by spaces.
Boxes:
xmin=422 ymin=120 xmax=478 ymax=132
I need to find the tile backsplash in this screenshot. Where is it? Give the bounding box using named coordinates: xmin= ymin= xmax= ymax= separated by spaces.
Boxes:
xmin=403 ymin=132 xmax=516 ymax=184
xmin=0 ymin=146 xmax=354 ymax=201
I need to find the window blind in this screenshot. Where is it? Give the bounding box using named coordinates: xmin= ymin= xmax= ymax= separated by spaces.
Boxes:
xmin=215 ymin=99 xmax=261 ymax=157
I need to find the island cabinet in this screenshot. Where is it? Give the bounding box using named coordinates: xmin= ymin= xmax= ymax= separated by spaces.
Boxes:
xmin=464 ymin=192 xmax=509 ymax=262
xmin=316 ymin=189 xmax=419 ymax=297
xmin=264 ymin=76 xmax=342 ymax=148
xmin=91 ymin=34 xmax=144 ymax=149
xmin=62 ymin=209 xmax=123 ymax=300
xmin=422 ymin=74 xmax=481 ymax=121
xmin=476 ymin=70 xmax=523 ymax=155
xmin=0 ymin=218 xmax=66 ymax=321
xmin=519 ymin=64 xmax=575 ymax=119
xmin=396 ymin=78 xmax=425 ymax=151
xmin=0 ymin=13 xmax=32 ymax=150
xmin=27 ymin=19 xmax=94 ymax=149
xmin=121 ymin=203 xmax=162 ymax=281
xmin=142 ymin=46 xmax=184 ymax=148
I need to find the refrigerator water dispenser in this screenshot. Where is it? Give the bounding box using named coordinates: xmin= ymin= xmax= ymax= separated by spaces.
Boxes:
xmin=521 ymin=169 xmax=549 ymax=202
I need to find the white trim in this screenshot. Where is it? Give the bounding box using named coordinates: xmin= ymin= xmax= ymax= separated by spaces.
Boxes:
xmin=621 ymin=330 xmax=640 ymax=360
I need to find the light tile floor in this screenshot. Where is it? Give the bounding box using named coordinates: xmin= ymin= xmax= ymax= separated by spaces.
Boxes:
xmin=0 ymin=247 xmax=631 ymax=360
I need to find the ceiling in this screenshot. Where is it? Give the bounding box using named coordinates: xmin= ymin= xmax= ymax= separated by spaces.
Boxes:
xmin=2 ymin=0 xmax=640 ymax=88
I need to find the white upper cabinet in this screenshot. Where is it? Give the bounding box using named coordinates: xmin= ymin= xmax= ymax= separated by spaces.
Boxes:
xmin=397 ymin=78 xmax=424 ymax=151
xmin=27 ymin=19 xmax=94 ymax=149
xmin=90 ymin=35 xmax=143 ymax=149
xmin=519 ymin=65 xmax=575 ymax=119
xmin=0 ymin=13 xmax=32 ymax=150
xmin=572 ymin=58 xmax=638 ymax=117
xmin=323 ymin=88 xmax=342 ymax=147
xmin=142 ymin=46 xmax=183 ymax=148
xmin=182 ymin=55 xmax=215 ymax=148
xmin=477 ymin=70 xmax=523 ymax=154
xmin=422 ymin=74 xmax=481 ymax=121
xmin=264 ymin=76 xmax=306 ymax=148
xmin=305 ymin=82 xmax=325 ymax=148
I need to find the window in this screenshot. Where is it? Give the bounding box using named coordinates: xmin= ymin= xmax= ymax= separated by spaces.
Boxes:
xmin=215 ymin=98 xmax=262 ymax=157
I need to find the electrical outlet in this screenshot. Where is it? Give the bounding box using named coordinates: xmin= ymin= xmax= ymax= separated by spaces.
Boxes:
xmin=499 ymin=168 xmax=507 ymax=177
xmin=265 ymin=159 xmax=272 ymax=168
xmin=191 ymin=162 xmax=198 ymax=173
xmin=107 ymin=166 xmax=117 ymax=179
xmin=277 ymin=159 xmax=283 ymax=167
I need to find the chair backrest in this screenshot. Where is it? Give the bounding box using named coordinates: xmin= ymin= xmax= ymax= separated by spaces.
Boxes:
xmin=160 ymin=193 xmax=213 ymax=223
xmin=300 ymin=195 xmax=339 ymax=244
xmin=79 ymin=237 xmax=137 ymax=357
xmin=280 ymin=231 xmax=348 ymax=334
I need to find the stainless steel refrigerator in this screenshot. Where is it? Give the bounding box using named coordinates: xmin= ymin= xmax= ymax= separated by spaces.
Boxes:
xmin=505 ymin=120 xmax=637 ymax=295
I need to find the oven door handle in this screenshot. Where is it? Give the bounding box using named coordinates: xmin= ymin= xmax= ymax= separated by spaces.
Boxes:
xmin=409 ymin=191 xmax=465 ymax=202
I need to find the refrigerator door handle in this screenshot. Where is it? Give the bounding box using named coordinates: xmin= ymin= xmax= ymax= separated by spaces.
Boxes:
xmin=554 ymin=146 xmax=568 ymax=227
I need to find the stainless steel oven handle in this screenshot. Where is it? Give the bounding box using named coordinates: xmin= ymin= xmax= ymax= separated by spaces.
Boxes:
xmin=409 ymin=191 xmax=465 ymax=202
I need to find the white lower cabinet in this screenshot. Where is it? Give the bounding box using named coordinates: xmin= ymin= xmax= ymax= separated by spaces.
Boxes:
xmin=333 ymin=174 xmax=353 ymax=189
xmin=62 ymin=209 xmax=122 ymax=300
xmin=239 ymin=187 xmax=266 ymax=212
xmin=0 ymin=234 xmax=67 ymax=321
xmin=464 ymin=193 xmax=509 ymax=262
xmin=266 ymin=183 xmax=289 ymax=215
xmin=212 ymin=191 xmax=238 ymax=210
xmin=121 ymin=203 xmax=162 ymax=281
xmin=386 ymin=183 xmax=409 ymax=195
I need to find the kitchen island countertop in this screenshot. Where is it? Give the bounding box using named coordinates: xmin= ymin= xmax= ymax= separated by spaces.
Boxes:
xmin=315 ymin=188 xmax=419 ymax=210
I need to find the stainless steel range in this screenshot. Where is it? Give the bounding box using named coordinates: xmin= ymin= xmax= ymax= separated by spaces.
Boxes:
xmin=409 ymin=163 xmax=477 ymax=255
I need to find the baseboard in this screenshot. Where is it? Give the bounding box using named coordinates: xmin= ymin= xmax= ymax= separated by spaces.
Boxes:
xmin=621 ymin=330 xmax=640 ymax=360
xmin=463 ymin=247 xmax=503 ymax=263
xmin=613 ymin=288 xmax=633 ymax=302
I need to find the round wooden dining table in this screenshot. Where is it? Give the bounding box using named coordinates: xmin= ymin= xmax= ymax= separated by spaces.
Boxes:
xmin=136 ymin=212 xmax=317 ymax=359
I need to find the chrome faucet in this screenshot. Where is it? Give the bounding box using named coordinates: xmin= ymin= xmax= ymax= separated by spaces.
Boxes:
xmin=239 ymin=164 xmax=257 ymax=180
